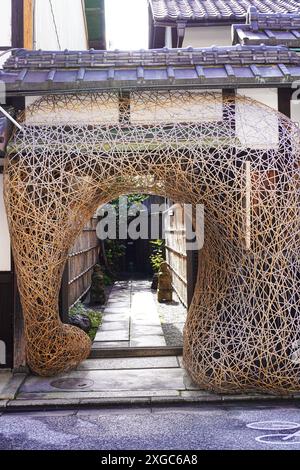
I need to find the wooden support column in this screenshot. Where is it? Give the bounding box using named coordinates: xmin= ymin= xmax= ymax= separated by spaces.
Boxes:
xmin=222 ymin=88 xmax=236 ymax=134
xmin=12 ymin=0 xmax=33 ymax=49
xmin=23 ymin=0 xmax=34 ymax=49
xmin=1 ymin=1 xmax=34 ymax=369
xmin=186 ymin=248 xmax=198 ymax=308
xmin=59 ymin=265 xmax=70 ymax=324
xmin=278 ymin=87 xmax=292 ymax=118
xmin=11 ymin=0 xmax=24 ymax=48
xmin=119 ymin=91 xmax=131 ymax=124
xmin=244 ymin=160 xmax=252 ymax=251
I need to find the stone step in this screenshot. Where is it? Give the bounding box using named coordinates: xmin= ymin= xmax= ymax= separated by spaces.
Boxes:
xmin=89 ymin=346 xmax=183 ymax=359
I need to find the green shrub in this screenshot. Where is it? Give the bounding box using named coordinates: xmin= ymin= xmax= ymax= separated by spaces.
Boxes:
xmin=69 ymin=302 xmax=103 ymax=341
xmin=150 ymin=239 xmax=165 ymax=273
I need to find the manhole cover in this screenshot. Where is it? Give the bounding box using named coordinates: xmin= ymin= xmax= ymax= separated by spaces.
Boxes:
xmin=50 ymin=378 xmax=94 ymax=390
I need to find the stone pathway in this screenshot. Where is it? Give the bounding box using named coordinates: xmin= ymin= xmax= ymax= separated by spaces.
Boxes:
xmin=1 ymin=280 xmax=296 ymax=410
xmin=92 ymin=279 xmax=167 ymax=350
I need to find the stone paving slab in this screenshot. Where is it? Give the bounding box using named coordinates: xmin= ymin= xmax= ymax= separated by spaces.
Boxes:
xmin=78 ymin=356 xmax=179 ymax=370
xmin=131 ymin=325 xmax=164 ymax=336
xmin=100 ymin=321 xmax=129 ymax=331
xmin=19 ymin=368 xmax=186 ymax=394
xmin=102 ymin=314 xmax=130 ymax=322
xmin=103 ymin=307 xmax=130 ymax=315
xmin=91 ymin=279 xmax=169 ymax=351
xmin=0 ymin=372 xmax=26 ymax=400
xmin=130 ymin=336 xmax=166 ymax=347
xmin=129 ymin=282 xmax=166 ymax=347
xmin=94 ymin=330 xmax=129 ymax=342
xmin=16 ymin=389 xmax=181 ymax=400
xmin=92 ymin=341 xmax=130 ymax=349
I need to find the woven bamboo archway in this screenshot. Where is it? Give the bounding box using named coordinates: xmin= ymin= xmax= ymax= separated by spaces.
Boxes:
xmin=4 ymin=91 xmax=300 ymax=393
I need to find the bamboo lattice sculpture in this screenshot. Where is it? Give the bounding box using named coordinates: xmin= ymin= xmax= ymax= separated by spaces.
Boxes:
xmin=4 ymin=91 xmax=300 ymax=393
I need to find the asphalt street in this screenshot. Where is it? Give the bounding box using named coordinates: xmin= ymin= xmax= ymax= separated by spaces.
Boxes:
xmin=1 ymin=402 xmax=300 ymax=450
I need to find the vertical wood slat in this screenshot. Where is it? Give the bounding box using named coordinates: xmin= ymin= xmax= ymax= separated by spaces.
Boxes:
xmin=23 ymin=0 xmax=33 ymax=49
xmin=165 ymin=203 xmax=188 ymax=307
xmin=67 ymin=218 xmax=100 ymax=308
xmin=245 ymin=160 xmax=251 ymax=251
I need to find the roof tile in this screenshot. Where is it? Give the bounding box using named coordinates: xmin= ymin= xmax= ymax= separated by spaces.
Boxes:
xmin=1 ymin=45 xmax=300 ymax=93
xmin=149 ymin=0 xmax=300 ymax=24
xmin=233 ymin=7 xmax=300 ymax=47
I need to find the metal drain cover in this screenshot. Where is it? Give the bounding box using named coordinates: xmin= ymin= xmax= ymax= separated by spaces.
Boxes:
xmin=50 ymin=378 xmax=94 ymax=390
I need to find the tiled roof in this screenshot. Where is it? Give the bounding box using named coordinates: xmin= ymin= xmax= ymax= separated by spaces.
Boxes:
xmin=4 ymin=46 xmax=299 ymax=69
xmin=149 ymin=0 xmax=300 ymax=24
xmin=1 ymin=45 xmax=300 ymax=95
xmin=233 ymin=7 xmax=300 ymax=47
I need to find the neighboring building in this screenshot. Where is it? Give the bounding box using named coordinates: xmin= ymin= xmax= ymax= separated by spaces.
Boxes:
xmin=233 ymin=6 xmax=300 ymax=48
xmin=148 ymin=1 xmax=300 ymax=122
xmin=148 ymin=0 xmax=300 ymax=306
xmin=0 ymin=0 xmax=105 ymax=370
xmin=2 ymin=45 xmax=300 ymax=315
xmin=2 ymin=1 xmax=300 ymax=370
xmin=148 ymin=0 xmax=300 ymax=48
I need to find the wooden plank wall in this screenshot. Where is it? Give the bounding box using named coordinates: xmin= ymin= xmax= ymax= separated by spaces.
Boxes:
xmin=165 ymin=204 xmax=188 ymax=307
xmin=68 ymin=218 xmax=100 ymax=308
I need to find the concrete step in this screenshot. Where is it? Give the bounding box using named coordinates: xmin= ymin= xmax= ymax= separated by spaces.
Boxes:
xmin=89 ymin=346 xmax=183 ymax=359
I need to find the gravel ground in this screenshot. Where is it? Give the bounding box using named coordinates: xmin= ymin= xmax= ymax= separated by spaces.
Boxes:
xmin=152 ymin=288 xmax=187 ymax=347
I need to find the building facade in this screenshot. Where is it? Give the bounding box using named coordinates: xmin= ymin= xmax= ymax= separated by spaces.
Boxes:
xmin=148 ymin=0 xmax=300 ymax=303
xmin=0 ymin=0 xmax=105 ymax=370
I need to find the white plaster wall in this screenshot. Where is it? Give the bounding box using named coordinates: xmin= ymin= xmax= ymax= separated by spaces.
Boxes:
xmin=35 ymin=0 xmax=88 ymax=50
xmin=0 ymin=0 xmax=12 ymax=68
xmin=291 ymin=99 xmax=300 ymax=128
xmin=0 ymin=0 xmax=12 ymax=47
xmin=131 ymin=90 xmax=223 ymax=124
xmin=183 ymin=25 xmax=232 ymax=48
xmin=236 ymin=88 xmax=278 ymax=149
xmin=0 ymin=175 xmax=11 ymax=271
xmin=238 ymin=88 xmax=278 ymax=111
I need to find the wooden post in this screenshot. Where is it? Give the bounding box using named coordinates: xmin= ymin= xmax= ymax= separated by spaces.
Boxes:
xmin=23 ymin=0 xmax=34 ymax=49
xmin=12 ymin=1 xmax=33 ymax=49
xmin=245 ymin=160 xmax=251 ymax=251
xmin=278 ymin=87 xmax=292 ymax=118
xmin=222 ymin=88 xmax=236 ymax=135
xmin=11 ymin=0 xmax=24 ymax=48
xmin=59 ymin=264 xmax=70 ymax=324
xmin=119 ymin=91 xmax=131 ymax=124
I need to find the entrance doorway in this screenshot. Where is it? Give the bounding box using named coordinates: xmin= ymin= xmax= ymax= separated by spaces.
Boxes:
xmin=4 ymin=90 xmax=300 ymax=395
